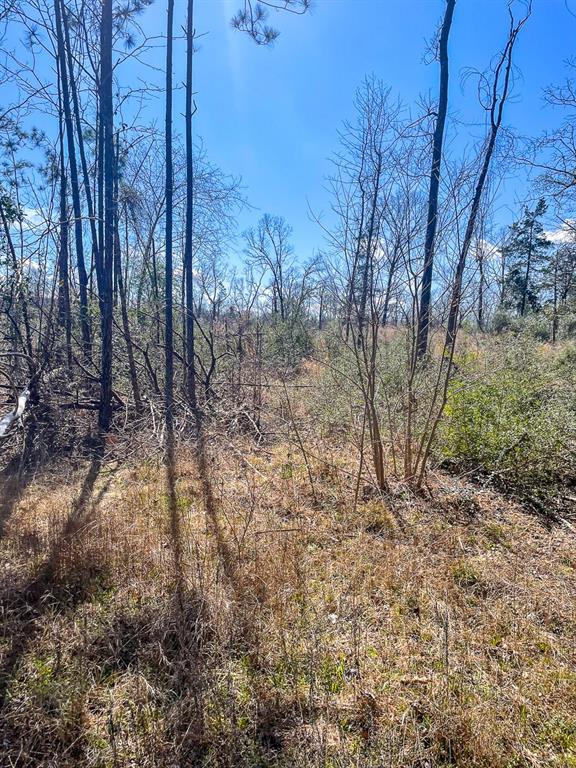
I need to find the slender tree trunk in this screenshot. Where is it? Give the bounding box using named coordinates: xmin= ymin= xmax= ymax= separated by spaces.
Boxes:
xmin=0 ymin=200 xmax=34 ymax=360
xmin=415 ymin=0 xmax=456 ymax=361
xmin=113 ymin=151 xmax=143 ymax=413
xmin=98 ymin=0 xmax=114 ymax=430
xmin=56 ymin=62 xmax=72 ymax=367
xmin=445 ymin=13 xmax=524 ymax=350
xmin=520 ymin=220 xmax=534 ymax=317
xmin=151 ymin=238 xmax=160 ymax=345
xmin=358 ymin=154 xmax=382 ymax=344
xmin=54 ymin=0 xmax=91 ymax=357
xmin=97 ymin=112 xmax=104 ymax=296
xmin=61 ymin=0 xmax=100 ymax=284
xmin=165 ymin=0 xmax=175 ymax=427
xmin=382 ymin=237 xmax=401 ymax=326
xmin=184 ymin=0 xmax=197 ymax=412
xmin=345 ymin=185 xmax=367 ymax=342
xmin=552 ymin=256 xmax=559 ymax=344
xmin=445 ymin=136 xmax=498 ymax=348
xmin=477 ymin=250 xmax=484 ymax=330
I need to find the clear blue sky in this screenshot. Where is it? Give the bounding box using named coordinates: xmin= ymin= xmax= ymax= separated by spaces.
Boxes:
xmin=186 ymin=0 xmax=576 ymax=257
xmin=154 ymin=0 xmax=575 ymax=258
xmin=7 ymin=0 xmax=576 ymax=256
xmin=152 ymin=0 xmax=576 ymax=257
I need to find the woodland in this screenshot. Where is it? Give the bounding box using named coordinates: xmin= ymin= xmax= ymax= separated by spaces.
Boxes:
xmin=0 ymin=1 xmax=575 ymax=766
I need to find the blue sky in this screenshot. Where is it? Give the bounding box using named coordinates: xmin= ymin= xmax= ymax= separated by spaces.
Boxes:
xmin=146 ymin=0 xmax=576 ymax=258
xmin=6 ymin=0 xmax=576 ymax=256
xmin=150 ymin=0 xmax=575 ymax=258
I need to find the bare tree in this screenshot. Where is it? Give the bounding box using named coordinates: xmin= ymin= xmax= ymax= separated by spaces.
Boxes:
xmin=445 ymin=6 xmax=531 ymax=350
xmin=97 ymin=0 xmax=114 ymax=430
xmin=244 ymin=214 xmax=295 ymax=321
xmin=414 ymin=0 xmax=456 ymax=361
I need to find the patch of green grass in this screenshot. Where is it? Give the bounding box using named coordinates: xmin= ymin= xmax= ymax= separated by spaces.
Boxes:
xmin=483 ymin=522 xmax=510 ymax=549
xmin=452 ymin=561 xmax=481 ymax=589
xmin=540 ymin=716 xmax=576 ymax=756
xmin=318 ymin=655 xmax=346 ymax=695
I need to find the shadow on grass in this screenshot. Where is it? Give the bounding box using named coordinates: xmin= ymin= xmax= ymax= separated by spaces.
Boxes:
xmin=0 ymin=435 xmax=110 ymax=711
xmin=193 ymin=413 xmax=262 ymax=657
xmin=0 ymin=469 xmax=33 ymax=541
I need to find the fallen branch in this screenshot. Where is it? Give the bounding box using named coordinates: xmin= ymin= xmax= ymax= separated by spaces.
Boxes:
xmin=0 ymin=386 xmax=30 ymax=438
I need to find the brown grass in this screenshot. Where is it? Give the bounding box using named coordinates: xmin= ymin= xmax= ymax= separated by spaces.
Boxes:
xmin=0 ymin=416 xmax=575 ymax=767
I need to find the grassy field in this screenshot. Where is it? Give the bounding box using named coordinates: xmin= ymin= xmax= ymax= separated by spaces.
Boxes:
xmin=1 ymin=366 xmax=575 ymax=767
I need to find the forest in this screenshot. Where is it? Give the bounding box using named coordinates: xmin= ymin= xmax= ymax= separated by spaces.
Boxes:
xmin=0 ymin=0 xmax=575 ymax=766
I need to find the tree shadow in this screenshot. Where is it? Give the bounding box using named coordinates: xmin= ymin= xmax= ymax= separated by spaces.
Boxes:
xmin=166 ymin=419 xmax=184 ymax=603
xmin=192 ymin=415 xmax=261 ymax=656
xmin=0 ymin=469 xmax=33 ymax=542
xmin=163 ymin=416 xmax=215 ymax=759
xmin=0 ymin=436 xmax=110 ymax=711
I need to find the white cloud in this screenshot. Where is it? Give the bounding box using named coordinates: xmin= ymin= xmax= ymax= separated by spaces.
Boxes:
xmin=9 ymin=207 xmax=48 ymax=234
xmin=22 ymin=207 xmax=44 ymax=227
xmin=545 ymin=220 xmax=576 ymax=245
xmin=474 ymin=238 xmax=502 ymax=261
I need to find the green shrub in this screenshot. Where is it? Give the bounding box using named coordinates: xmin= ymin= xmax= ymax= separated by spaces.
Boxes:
xmin=517 ymin=313 xmax=552 ymax=342
xmin=264 ymin=318 xmax=313 ymax=369
xmin=491 ymin=308 xmax=514 ymax=334
xmin=556 ymin=344 xmax=576 ymax=372
xmin=561 ymin=313 xmax=576 ymax=339
xmin=491 ymin=310 xmax=552 ymax=341
xmin=438 ymin=344 xmax=575 ymax=500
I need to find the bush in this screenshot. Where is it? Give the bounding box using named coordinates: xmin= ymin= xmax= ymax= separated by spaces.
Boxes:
xmin=491 ymin=308 xmax=514 ymax=334
xmin=264 ymin=318 xmax=313 ymax=369
xmin=490 ymin=310 xmax=552 ymax=341
xmin=556 ymin=344 xmax=576 ymax=371
xmin=438 ymin=341 xmax=576 ymax=502
xmin=517 ymin=313 xmax=552 ymax=342
xmin=560 ymin=313 xmax=576 ymax=339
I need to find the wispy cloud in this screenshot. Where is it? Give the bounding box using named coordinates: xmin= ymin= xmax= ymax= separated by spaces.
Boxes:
xmin=545 ymin=220 xmax=576 ymax=245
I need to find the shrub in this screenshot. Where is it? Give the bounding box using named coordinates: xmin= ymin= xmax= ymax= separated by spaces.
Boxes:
xmin=491 ymin=310 xmax=552 ymax=341
xmin=517 ymin=313 xmax=551 ymax=342
xmin=264 ymin=318 xmax=313 ymax=369
xmin=556 ymin=344 xmax=576 ymax=372
xmin=438 ymin=342 xmax=576 ymax=502
xmin=561 ymin=312 xmax=576 ymax=339
xmin=491 ymin=308 xmax=514 ymax=334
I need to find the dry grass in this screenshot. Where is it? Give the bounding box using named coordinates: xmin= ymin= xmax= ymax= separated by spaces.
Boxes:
xmin=1 ymin=413 xmax=575 ymax=767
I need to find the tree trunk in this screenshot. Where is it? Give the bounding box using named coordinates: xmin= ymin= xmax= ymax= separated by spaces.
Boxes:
xmin=520 ymin=220 xmax=534 ymax=317
xmin=61 ymin=0 xmax=100 ymax=289
xmin=381 ymin=236 xmax=401 ymax=326
xmin=54 ymin=0 xmax=91 ymax=358
xmin=445 ymin=11 xmax=525 ymax=351
xmin=415 ymin=0 xmax=456 ymax=361
xmin=184 ymin=0 xmax=197 ymax=412
xmin=345 ymin=182 xmax=367 ymax=342
xmin=56 ymin=66 xmax=72 ymax=368
xmin=114 ymin=153 xmax=143 ymax=413
xmin=358 ymin=154 xmax=382 ymax=344
xmin=98 ymin=0 xmax=114 ymax=430
xmin=552 ymin=256 xmax=559 ymax=344
xmin=477 ymin=249 xmax=484 ymax=330
xmin=165 ymin=0 xmax=175 ymax=427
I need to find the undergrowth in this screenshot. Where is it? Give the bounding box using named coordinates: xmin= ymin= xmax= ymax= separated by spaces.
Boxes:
xmin=1 ymin=335 xmax=575 ymax=766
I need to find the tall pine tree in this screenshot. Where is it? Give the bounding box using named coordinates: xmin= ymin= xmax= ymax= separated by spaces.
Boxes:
xmin=502 ymin=199 xmax=551 ymax=316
